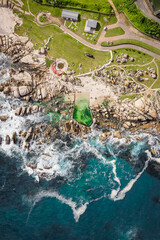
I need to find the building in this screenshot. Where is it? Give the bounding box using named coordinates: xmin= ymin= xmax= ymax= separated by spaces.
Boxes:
xmin=62 ymin=9 xmax=79 ymax=21
xmin=84 ymin=19 xmax=98 ymax=33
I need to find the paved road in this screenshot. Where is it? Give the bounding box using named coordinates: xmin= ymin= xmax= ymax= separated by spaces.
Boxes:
xmin=136 ymin=0 xmax=160 ymax=24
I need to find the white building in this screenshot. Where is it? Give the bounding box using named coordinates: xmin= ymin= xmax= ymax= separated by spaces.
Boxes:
xmin=84 ymin=19 xmax=98 ymax=33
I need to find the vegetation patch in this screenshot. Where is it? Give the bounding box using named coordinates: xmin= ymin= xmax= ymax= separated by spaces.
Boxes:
xmin=39 ymin=14 xmax=47 ymax=22
xmin=120 ymin=94 xmax=138 ymax=100
xmin=57 ymin=62 xmax=64 ymax=69
xmin=112 ymin=0 xmax=160 ymax=40
xmin=105 ymin=27 xmax=125 ymax=37
xmin=150 ymin=0 xmax=160 ymax=11
xmin=34 ymin=0 xmax=114 ymax=14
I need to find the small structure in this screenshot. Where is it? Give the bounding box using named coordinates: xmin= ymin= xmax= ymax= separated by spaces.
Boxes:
xmin=85 ymin=53 xmax=94 ymax=59
xmin=62 ymin=9 xmax=79 ymax=21
xmin=84 ymin=19 xmax=98 ymax=33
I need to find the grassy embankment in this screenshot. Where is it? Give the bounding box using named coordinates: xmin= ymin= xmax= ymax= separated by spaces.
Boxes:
xmin=105 ymin=27 xmax=125 ymax=37
xmin=101 ymin=39 xmax=160 ymax=55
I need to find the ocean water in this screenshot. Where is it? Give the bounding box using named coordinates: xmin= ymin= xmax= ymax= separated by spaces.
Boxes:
xmin=0 ymin=53 xmax=160 ymax=240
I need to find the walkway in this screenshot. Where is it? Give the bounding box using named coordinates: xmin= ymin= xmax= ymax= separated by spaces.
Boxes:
xmin=136 ymin=0 xmax=160 ymax=24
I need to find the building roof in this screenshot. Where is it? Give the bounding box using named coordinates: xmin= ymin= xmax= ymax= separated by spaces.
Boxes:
xmin=87 ymin=19 xmax=97 ymax=29
xmin=62 ymin=9 xmax=79 ymax=20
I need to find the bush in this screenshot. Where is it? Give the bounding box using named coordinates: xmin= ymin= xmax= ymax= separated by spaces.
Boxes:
xmin=113 ymin=0 xmax=160 ymax=40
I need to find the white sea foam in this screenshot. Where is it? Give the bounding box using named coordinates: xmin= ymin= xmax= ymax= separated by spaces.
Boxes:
xmin=110 ymin=153 xmax=150 ymax=201
xmin=26 ymin=190 xmax=88 ymax=223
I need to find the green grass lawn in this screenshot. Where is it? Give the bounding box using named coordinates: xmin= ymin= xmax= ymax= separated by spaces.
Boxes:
xmin=101 ymin=39 xmax=160 ymax=55
xmin=15 ymin=13 xmax=111 ymax=74
xmin=111 ymin=48 xmax=153 ymax=66
xmin=105 ymin=27 xmax=125 ymax=37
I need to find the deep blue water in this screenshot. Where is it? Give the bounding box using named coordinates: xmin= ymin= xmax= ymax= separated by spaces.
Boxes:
xmin=0 ymin=137 xmax=160 ymax=240
xmin=0 ymin=52 xmax=160 ymax=240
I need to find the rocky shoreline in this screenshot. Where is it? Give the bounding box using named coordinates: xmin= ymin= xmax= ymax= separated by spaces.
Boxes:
xmin=0 ymin=34 xmax=160 ymax=141
xmin=0 ymin=27 xmax=160 ymax=179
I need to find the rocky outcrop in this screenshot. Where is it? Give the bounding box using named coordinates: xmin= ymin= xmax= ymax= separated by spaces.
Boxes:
xmin=19 ymin=86 xmax=32 ymax=97
xmin=0 ymin=115 xmax=9 ymax=121
xmin=0 ymin=137 xmax=3 ymax=145
xmin=5 ymin=135 xmax=10 ymax=144
xmin=25 ymin=127 xmax=33 ymax=142
xmin=12 ymin=132 xmax=17 ymax=144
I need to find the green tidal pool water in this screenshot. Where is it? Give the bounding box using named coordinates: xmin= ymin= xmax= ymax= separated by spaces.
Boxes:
xmin=73 ymin=93 xmax=93 ymax=126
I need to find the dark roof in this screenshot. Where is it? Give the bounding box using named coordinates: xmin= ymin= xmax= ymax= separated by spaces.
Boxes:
xmin=62 ymin=9 xmax=79 ymax=20
xmin=87 ymin=19 xmax=97 ymax=28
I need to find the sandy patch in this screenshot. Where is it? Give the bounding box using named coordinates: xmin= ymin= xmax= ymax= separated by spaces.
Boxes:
xmin=74 ymin=76 xmax=117 ymax=107
xmin=0 ymin=8 xmax=22 ymax=35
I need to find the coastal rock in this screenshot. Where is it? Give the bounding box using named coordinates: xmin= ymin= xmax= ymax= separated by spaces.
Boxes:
xmin=0 ymin=115 xmax=9 ymax=121
xmin=27 ymin=163 xmax=37 ymax=169
xmin=65 ymin=122 xmax=71 ymax=132
xmin=20 ymin=107 xmax=26 ymax=116
xmin=5 ymin=135 xmax=10 ymax=144
xmin=0 ymin=137 xmax=2 ymax=145
xmin=41 ymin=88 xmax=47 ymax=99
xmin=32 ymin=105 xmax=39 ymax=113
xmin=99 ymin=132 xmax=112 ymax=141
xmin=25 ymin=127 xmax=33 ymax=142
xmin=12 ymin=132 xmax=17 ymax=144
xmin=3 ymin=87 xmax=10 ymax=94
xmin=151 ymin=149 xmax=156 ymax=156
xmin=15 ymin=107 xmax=22 ymax=116
xmin=113 ymin=131 xmax=121 ymax=139
xmin=26 ymin=107 xmax=31 ymax=115
xmin=13 ymin=87 xmax=20 ymax=98
xmin=19 ymin=86 xmax=32 ymax=97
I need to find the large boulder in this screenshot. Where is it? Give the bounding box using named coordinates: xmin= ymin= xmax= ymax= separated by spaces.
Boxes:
xmin=113 ymin=131 xmax=121 ymax=139
xmin=41 ymin=88 xmax=47 ymax=99
xmin=0 ymin=115 xmax=9 ymax=121
xmin=5 ymin=135 xmax=10 ymax=144
xmin=13 ymin=87 xmax=20 ymax=98
xmin=19 ymin=86 xmax=32 ymax=97
xmin=12 ymin=132 xmax=17 ymax=144
xmin=0 ymin=137 xmax=3 ymax=145
xmin=15 ymin=107 xmax=22 ymax=116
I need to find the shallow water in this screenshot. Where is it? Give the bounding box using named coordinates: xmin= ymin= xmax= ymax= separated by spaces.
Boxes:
xmin=0 ymin=53 xmax=160 ymax=240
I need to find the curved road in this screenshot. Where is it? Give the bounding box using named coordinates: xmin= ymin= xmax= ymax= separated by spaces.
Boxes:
xmin=136 ymin=0 xmax=160 ymax=24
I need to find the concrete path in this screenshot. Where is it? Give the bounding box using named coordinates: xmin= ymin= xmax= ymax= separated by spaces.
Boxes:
xmin=136 ymin=0 xmax=160 ymax=24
